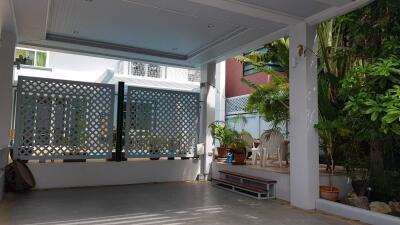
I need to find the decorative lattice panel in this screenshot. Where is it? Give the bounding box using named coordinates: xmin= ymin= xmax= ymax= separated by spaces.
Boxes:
xmin=188 ymin=70 xmax=201 ymax=82
xmin=129 ymin=62 xmax=145 ymax=76
xmin=226 ymin=95 xmax=249 ymax=115
xmin=148 ymin=64 xmax=161 ymax=78
xmin=125 ymin=86 xmax=199 ymax=158
xmin=14 ymin=76 xmax=115 ymax=160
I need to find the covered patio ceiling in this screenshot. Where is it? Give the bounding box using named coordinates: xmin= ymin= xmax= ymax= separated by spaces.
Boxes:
xmin=5 ymin=0 xmax=372 ymax=67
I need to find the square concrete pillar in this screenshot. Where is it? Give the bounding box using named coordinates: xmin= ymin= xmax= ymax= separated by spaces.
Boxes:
xmin=215 ymin=61 xmax=226 ymax=122
xmin=0 ymin=31 xmax=16 ymax=149
xmin=199 ymin=62 xmax=216 ymax=179
xmin=0 ymin=31 xmax=16 ymax=201
xmin=289 ymin=22 xmax=319 ymax=209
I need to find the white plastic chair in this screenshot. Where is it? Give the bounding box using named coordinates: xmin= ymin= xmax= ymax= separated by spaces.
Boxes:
xmin=251 ymin=131 xmax=269 ymax=165
xmin=261 ymin=131 xmax=284 ymax=167
xmin=241 ymin=132 xmax=254 ymax=160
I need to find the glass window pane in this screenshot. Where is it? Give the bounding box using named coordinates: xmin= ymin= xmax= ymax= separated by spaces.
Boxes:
xmin=35 ymin=51 xmax=47 ymax=67
xmin=15 ymin=49 xmax=35 ymax=66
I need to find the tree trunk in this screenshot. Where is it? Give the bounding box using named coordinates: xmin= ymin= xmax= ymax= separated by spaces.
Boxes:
xmin=369 ymin=140 xmax=384 ymax=176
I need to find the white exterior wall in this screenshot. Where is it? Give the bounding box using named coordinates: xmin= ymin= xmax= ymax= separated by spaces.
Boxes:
xmin=13 ymin=51 xmax=118 ymax=83
xmin=166 ymin=67 xmax=191 ymax=82
xmin=48 ymin=51 xmax=118 ymax=74
xmin=225 ymin=114 xmax=275 ymax=139
xmin=28 ymin=160 xmax=200 ymax=189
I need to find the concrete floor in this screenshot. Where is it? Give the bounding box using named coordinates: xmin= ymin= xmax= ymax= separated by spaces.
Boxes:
xmin=0 ymin=182 xmax=365 ymax=225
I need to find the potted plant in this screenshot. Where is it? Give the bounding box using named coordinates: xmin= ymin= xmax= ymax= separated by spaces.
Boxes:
xmin=228 ymin=131 xmax=247 ymax=165
xmin=209 ymin=121 xmax=235 ymax=158
xmin=315 ymin=119 xmax=349 ymax=201
xmin=231 ymin=140 xmax=247 ymax=165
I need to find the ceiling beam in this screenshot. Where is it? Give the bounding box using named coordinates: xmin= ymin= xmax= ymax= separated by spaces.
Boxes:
xmin=314 ymin=0 xmax=353 ymax=7
xmin=187 ymin=0 xmax=302 ymax=25
xmin=306 ymin=0 xmax=374 ymax=25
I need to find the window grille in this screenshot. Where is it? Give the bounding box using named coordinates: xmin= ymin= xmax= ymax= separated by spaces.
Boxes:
xmin=13 ymin=76 xmax=115 ymax=160
xmin=148 ymin=64 xmax=161 ymax=78
xmin=124 ymin=86 xmax=199 ymax=158
xmin=129 ymin=62 xmax=145 ymax=76
xmin=188 ymin=70 xmax=201 ymax=82
xmin=226 ymin=95 xmax=249 ymax=115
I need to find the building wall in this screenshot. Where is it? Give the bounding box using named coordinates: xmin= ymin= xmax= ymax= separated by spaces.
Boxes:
xmin=28 ymin=160 xmax=200 ymax=189
xmin=225 ymin=58 xmax=272 ymax=98
xmin=48 ymin=51 xmax=118 ymax=74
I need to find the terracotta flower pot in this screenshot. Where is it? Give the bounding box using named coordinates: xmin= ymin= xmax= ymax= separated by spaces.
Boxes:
xmin=233 ymin=151 xmax=246 ymax=165
xmin=217 ymin=147 xmax=230 ymax=158
xmin=320 ymin=185 xmax=339 ymax=201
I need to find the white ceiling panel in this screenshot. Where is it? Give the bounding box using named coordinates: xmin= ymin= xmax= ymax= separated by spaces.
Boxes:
xmin=47 ymin=0 xmax=245 ymax=56
xmin=236 ymin=0 xmax=331 ymax=18
xmin=11 ymin=0 xmax=372 ymax=67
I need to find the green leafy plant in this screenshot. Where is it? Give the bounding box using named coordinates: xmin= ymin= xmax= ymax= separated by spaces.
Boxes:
xmin=209 ymin=122 xmax=235 ymax=147
xmin=235 ymin=38 xmax=289 ymax=129
xmin=342 ymin=57 xmax=400 ymax=177
xmin=230 ymin=130 xmax=252 ymax=153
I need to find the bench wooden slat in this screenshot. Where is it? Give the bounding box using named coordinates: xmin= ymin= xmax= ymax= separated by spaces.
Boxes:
xmin=212 ymin=178 xmax=268 ymax=193
xmin=219 ymin=170 xmax=277 ymax=184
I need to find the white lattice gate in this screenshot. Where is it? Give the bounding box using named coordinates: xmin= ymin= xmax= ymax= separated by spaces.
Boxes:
xmin=14 ymin=76 xmax=115 ymax=160
xmin=124 ymin=86 xmax=199 ymax=158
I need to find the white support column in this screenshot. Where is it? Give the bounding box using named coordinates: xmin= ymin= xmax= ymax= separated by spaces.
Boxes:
xmin=215 ymin=61 xmax=226 ymax=122
xmin=199 ymin=62 xmax=216 ymax=180
xmin=289 ymin=22 xmax=319 ymax=210
xmin=0 ymin=31 xmax=16 ymax=149
xmin=0 ymin=31 xmax=16 ymax=201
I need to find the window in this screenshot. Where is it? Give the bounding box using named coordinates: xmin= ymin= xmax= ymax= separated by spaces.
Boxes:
xmin=148 ymin=64 xmax=161 ymax=78
xmin=188 ymin=69 xmax=200 ymax=82
xmin=243 ymin=47 xmax=283 ymax=76
xmin=15 ymin=48 xmax=48 ymax=67
xmin=129 ymin=62 xmax=145 ymax=76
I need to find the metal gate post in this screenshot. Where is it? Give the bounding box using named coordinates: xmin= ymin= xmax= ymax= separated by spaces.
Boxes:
xmin=115 ymin=81 xmax=125 ymax=162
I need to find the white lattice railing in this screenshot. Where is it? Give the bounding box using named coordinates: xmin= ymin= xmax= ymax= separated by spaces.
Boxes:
xmin=226 ymin=95 xmax=249 ymax=115
xmin=124 ymin=86 xmax=199 ymax=158
xmin=14 ymin=76 xmax=115 ymax=160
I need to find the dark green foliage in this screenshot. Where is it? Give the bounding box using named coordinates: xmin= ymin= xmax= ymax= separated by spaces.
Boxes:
xmin=235 ymin=38 xmax=289 ymax=129
xmin=235 ymin=0 xmax=400 ymax=201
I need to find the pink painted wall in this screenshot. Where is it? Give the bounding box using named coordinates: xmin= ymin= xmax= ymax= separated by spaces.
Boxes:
xmin=225 ymin=58 xmax=272 ymax=98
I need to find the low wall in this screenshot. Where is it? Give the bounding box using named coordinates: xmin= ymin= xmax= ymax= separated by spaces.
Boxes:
xmin=317 ymin=199 xmax=400 ymax=225
xmin=211 ymin=162 xmax=353 ymax=202
xmin=319 ymin=173 xmax=353 ymax=199
xmin=28 ymin=159 xmax=200 ymax=189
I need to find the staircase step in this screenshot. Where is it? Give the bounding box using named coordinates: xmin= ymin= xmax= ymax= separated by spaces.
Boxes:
xmin=219 ymin=170 xmax=277 ymax=184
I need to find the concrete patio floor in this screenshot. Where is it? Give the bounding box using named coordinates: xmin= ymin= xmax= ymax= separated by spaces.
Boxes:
xmin=0 ymin=182 xmax=366 ymax=225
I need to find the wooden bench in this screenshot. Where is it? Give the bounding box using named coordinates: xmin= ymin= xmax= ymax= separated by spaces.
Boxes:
xmin=212 ymin=170 xmax=277 ymax=200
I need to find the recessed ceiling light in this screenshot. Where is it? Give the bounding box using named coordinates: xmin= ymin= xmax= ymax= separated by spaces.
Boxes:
xmin=207 ymin=24 xmax=215 ymax=29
